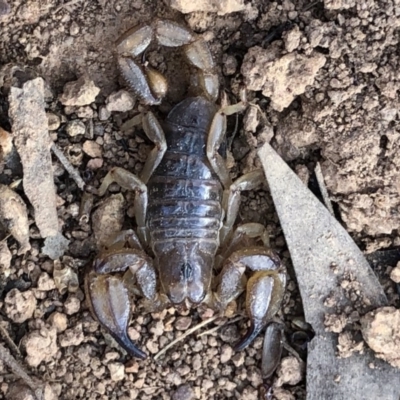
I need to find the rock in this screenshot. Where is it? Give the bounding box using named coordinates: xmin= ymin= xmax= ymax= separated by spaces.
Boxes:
xmin=0 ymin=242 xmax=12 ymax=271
xmin=64 ymin=294 xmax=80 ymax=315
xmin=106 ymin=90 xmax=135 ymax=112
xmin=82 ymin=140 xmax=102 ymax=158
xmin=99 ymin=106 xmax=111 ymax=121
xmin=232 ymin=352 xmax=244 ymax=367
xmin=166 ymin=0 xmax=245 ymax=15
xmin=172 ymin=384 xmax=195 ymax=400
xmin=37 ymin=272 xmax=56 ymax=291
xmin=222 ymin=55 xmax=238 ymax=76
xmin=242 ymin=46 xmax=326 ymax=111
xmin=66 ymin=120 xmax=86 ymax=137
xmin=324 ymin=313 xmax=347 ymax=333
xmin=47 ymin=113 xmax=61 ymax=131
xmin=337 ymin=331 xmax=364 ymax=358
xmin=273 ymin=388 xmax=295 ymax=400
xmin=59 ymin=323 xmax=84 ymax=347
xmin=42 ymin=233 xmax=70 ymax=260
xmin=0 ymin=0 xmax=10 ymax=18
xmin=23 ymin=326 xmax=58 ymax=367
xmin=47 ymin=312 xmax=68 ymax=333
xmin=275 ymin=356 xmax=305 ymax=387
xmin=175 ymin=316 xmax=192 ymax=330
xmin=17 ymin=1 xmax=40 ymax=24
xmin=390 ymin=262 xmax=400 ymax=283
xmin=108 ymin=362 xmax=125 ymax=381
xmin=4 ymin=289 xmax=36 ymax=323
xmin=92 ymin=194 xmax=125 ymax=249
xmin=283 ymin=25 xmax=301 ymax=52
xmin=220 ymin=345 xmax=233 ymax=363
xmin=59 ymin=76 xmax=100 ymax=106
xmin=361 ymin=307 xmax=400 ymax=368
xmin=9 ymin=78 xmax=59 ymax=238
xmin=125 ymin=360 xmax=139 ymax=373
xmin=69 ymin=21 xmax=80 ymax=36
xmin=324 ymin=0 xmax=354 ymax=10
xmin=87 ymin=158 xmax=103 ymax=170
xmin=0 ymin=185 xmax=31 ymax=254
xmin=7 ymin=382 xmax=36 ymax=400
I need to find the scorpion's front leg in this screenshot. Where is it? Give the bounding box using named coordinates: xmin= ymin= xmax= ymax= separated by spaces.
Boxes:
xmin=85 ymin=230 xmax=157 ymax=359
xmin=215 ymin=243 xmax=286 ymax=351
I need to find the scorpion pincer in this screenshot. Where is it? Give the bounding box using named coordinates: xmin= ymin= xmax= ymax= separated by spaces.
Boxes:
xmin=85 ymin=19 xmax=287 ymax=360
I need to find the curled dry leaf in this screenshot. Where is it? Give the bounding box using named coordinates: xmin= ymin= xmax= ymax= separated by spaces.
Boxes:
xmin=53 ymin=259 xmax=79 ymax=295
xmin=0 ymin=184 xmax=31 ymax=254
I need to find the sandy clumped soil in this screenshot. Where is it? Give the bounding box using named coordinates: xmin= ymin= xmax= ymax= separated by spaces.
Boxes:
xmin=0 ymin=0 xmax=400 ymax=399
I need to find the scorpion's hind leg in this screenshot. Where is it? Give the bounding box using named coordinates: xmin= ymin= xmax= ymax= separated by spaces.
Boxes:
xmin=85 ymin=241 xmax=157 ymax=359
xmin=216 ymin=245 xmax=286 ymax=351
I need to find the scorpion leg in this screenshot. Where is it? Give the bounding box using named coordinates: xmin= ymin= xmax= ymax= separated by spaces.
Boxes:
xmin=207 ymin=99 xmax=247 ymax=189
xmin=140 ymin=112 xmax=167 ymax=184
xmin=219 ymin=170 xmax=266 ymax=244
xmin=97 ymin=167 xmax=149 ymax=246
xmin=85 ymin=244 xmax=157 ymax=359
xmin=215 ymin=223 xmax=269 ymax=270
xmin=215 ymin=246 xmax=286 ymax=351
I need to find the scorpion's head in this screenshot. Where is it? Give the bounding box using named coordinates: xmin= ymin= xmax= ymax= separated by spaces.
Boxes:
xmin=166 ymin=97 xmax=217 ymax=132
xmin=154 ymin=240 xmax=215 ymax=305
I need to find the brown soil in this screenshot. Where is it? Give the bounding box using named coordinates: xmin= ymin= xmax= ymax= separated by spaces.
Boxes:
xmin=0 ymin=0 xmax=400 ymax=399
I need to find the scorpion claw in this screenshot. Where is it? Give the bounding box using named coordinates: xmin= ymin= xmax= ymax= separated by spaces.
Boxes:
xmin=85 ymin=272 xmax=147 ymax=359
xmin=234 ymin=321 xmax=262 ymax=352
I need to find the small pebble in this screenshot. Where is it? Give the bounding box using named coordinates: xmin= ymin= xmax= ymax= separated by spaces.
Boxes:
xmin=66 ymin=120 xmax=86 ymax=137
xmin=47 ymin=113 xmax=61 ymax=131
xmin=59 ymin=323 xmax=84 ymax=347
xmin=99 ymin=106 xmax=111 ymax=121
xmin=390 ymin=262 xmax=400 ymax=283
xmin=59 ymin=76 xmax=100 ymax=106
xmin=108 ymin=362 xmax=125 ymax=381
xmin=83 ymin=140 xmax=102 ymax=158
xmin=172 ymin=384 xmax=195 ymax=400
xmin=4 ymin=289 xmax=36 ymax=323
xmin=47 ymin=311 xmax=68 ymax=333
xmin=106 ymin=90 xmax=135 ymax=112
xmin=64 ymin=295 xmax=80 ymax=315
xmin=87 ymin=158 xmax=103 ymax=170
xmin=220 ymin=345 xmax=233 ymax=363
xmin=37 ymin=272 xmax=56 ymax=291
xmin=175 ymin=316 xmax=192 ymax=330
xmin=0 ymin=0 xmax=10 ymax=17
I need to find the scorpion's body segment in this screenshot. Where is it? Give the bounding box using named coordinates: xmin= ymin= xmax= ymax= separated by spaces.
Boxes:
xmin=86 ymin=19 xmax=286 ymax=361
xmin=148 ymin=98 xmax=222 ymax=304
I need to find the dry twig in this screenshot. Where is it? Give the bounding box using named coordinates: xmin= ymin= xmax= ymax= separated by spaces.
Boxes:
xmin=51 ymin=143 xmax=85 ymax=191
xmin=154 ymin=316 xmax=218 ymax=361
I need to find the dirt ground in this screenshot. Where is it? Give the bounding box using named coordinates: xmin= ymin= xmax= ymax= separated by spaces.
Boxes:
xmin=0 ymin=0 xmax=400 ymax=399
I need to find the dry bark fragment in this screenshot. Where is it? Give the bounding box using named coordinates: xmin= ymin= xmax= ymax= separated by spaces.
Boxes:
xmin=9 ymin=78 xmax=59 ymax=238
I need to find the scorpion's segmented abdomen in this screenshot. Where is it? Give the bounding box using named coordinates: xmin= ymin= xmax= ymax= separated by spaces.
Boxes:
xmin=147 ymin=136 xmax=223 ymax=244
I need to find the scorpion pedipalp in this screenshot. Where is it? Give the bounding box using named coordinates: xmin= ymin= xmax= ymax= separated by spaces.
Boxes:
xmin=85 ymin=231 xmax=158 ymax=359
xmin=216 ymin=246 xmax=286 ymax=351
xmin=116 ymin=19 xmax=219 ymax=105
